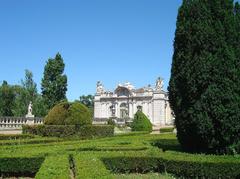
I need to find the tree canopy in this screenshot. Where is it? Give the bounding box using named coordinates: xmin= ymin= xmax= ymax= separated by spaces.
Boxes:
xmin=0 ymin=70 xmax=48 ymax=117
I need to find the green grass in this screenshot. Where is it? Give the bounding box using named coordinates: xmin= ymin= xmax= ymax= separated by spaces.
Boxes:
xmin=0 ymin=133 xmax=239 ymax=178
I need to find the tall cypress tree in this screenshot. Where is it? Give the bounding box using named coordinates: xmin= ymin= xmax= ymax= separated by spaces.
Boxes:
xmin=41 ymin=53 xmax=68 ymax=109
xmin=169 ymin=0 xmax=240 ymax=154
xmin=235 ymin=2 xmax=240 ymax=58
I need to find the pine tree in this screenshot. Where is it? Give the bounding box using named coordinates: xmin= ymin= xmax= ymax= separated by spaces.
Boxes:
xmin=169 ymin=0 xmax=240 ymax=154
xmin=41 ymin=53 xmax=68 ymax=109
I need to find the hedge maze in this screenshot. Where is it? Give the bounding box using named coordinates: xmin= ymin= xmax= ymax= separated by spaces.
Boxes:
xmin=0 ymin=133 xmax=240 ymax=178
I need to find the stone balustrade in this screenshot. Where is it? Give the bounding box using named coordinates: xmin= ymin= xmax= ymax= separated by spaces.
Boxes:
xmin=0 ymin=117 xmax=43 ymax=130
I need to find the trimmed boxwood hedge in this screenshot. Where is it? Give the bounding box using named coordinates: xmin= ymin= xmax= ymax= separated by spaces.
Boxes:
xmin=151 ymin=139 xmax=182 ymax=152
xmin=103 ymin=157 xmax=160 ymax=173
xmin=22 ymin=125 xmax=114 ymax=138
xmin=0 ymin=157 xmax=44 ymax=178
xmin=0 ymin=134 xmax=35 ymax=140
xmin=102 ymin=156 xmax=240 ymax=178
xmin=1 ymin=132 xmax=239 ymax=178
xmin=159 ymin=127 xmax=174 ymax=133
xmin=35 ymin=155 xmax=70 ymax=179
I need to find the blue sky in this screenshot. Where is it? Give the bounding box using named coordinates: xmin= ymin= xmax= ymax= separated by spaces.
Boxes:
xmin=0 ymin=0 xmax=182 ymax=101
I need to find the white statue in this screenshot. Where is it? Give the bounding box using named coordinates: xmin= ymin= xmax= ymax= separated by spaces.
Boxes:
xmin=26 ymin=101 xmax=34 ymax=119
xmin=156 ymin=77 xmax=164 ymax=91
xmin=28 ymin=101 xmax=33 ymax=115
xmin=96 ymin=81 xmax=105 ymax=94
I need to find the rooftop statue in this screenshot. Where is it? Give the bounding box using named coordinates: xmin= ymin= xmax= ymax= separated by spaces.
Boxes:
xmin=96 ymin=81 xmax=105 ymax=94
xmin=156 ymin=77 xmax=164 ymax=91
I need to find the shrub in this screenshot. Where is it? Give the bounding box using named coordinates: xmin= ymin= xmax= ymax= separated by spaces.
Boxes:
xmin=0 ymin=134 xmax=35 ymax=140
xmin=76 ymin=125 xmax=114 ymax=138
xmin=0 ymin=138 xmax=61 ymax=146
xmin=0 ymin=157 xmax=44 ymax=178
xmin=131 ymin=111 xmax=152 ymax=132
xmin=159 ymin=127 xmax=174 ymax=133
xmin=35 ymin=155 xmax=70 ymax=179
xmin=107 ymin=117 xmax=116 ymax=126
xmin=23 ymin=125 xmax=114 ymax=138
xmin=151 ymin=138 xmax=182 ymax=152
xmin=23 ymin=125 xmax=75 ymax=137
xmin=102 ymin=156 xmax=240 ymax=178
xmin=44 ymin=101 xmax=92 ymax=126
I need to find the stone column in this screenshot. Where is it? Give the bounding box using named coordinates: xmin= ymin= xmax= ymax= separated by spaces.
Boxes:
xmin=152 ymin=92 xmax=165 ymax=126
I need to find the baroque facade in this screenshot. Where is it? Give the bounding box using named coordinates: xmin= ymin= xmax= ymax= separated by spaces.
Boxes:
xmin=94 ymin=78 xmax=174 ymax=126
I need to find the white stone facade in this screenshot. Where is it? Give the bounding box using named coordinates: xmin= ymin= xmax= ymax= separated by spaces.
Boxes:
xmin=94 ymin=78 xmax=174 ymax=126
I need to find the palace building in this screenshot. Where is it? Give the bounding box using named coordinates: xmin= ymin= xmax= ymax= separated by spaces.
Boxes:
xmin=94 ymin=78 xmax=174 ymax=126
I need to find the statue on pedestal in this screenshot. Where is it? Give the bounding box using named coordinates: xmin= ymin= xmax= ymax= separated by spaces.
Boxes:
xmin=26 ymin=101 xmax=35 ymax=119
xmin=96 ymin=81 xmax=105 ymax=94
xmin=155 ymin=77 xmax=164 ymax=91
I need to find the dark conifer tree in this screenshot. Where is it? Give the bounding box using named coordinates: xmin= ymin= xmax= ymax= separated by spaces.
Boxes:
xmin=169 ymin=0 xmax=240 ymax=154
xmin=235 ymin=2 xmax=240 ymax=58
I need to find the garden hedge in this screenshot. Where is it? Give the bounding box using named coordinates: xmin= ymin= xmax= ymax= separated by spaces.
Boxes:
xmin=35 ymin=155 xmax=70 ymax=179
xmin=0 ymin=157 xmax=44 ymax=177
xmin=0 ymin=134 xmax=35 ymax=140
xmin=102 ymin=156 xmax=240 ymax=178
xmin=22 ymin=125 xmax=114 ymax=138
xmin=159 ymin=127 xmax=174 ymax=133
xmin=1 ymin=132 xmax=239 ymax=178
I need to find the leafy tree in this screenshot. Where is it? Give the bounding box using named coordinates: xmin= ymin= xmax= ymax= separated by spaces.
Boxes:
xmin=13 ymin=70 xmax=38 ymax=116
xmin=169 ymin=0 xmax=240 ymax=154
xmin=79 ymin=95 xmax=94 ymax=117
xmin=41 ymin=53 xmax=68 ymax=109
xmin=33 ymin=95 xmax=48 ymax=117
xmin=132 ymin=110 xmax=152 ymax=132
xmin=79 ymin=95 xmax=94 ymax=109
xmin=12 ymin=85 xmax=28 ymax=116
xmin=0 ymin=81 xmax=15 ymax=116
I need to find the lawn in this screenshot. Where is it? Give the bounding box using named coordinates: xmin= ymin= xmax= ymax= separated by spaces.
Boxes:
xmin=0 ymin=133 xmax=239 ymax=178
